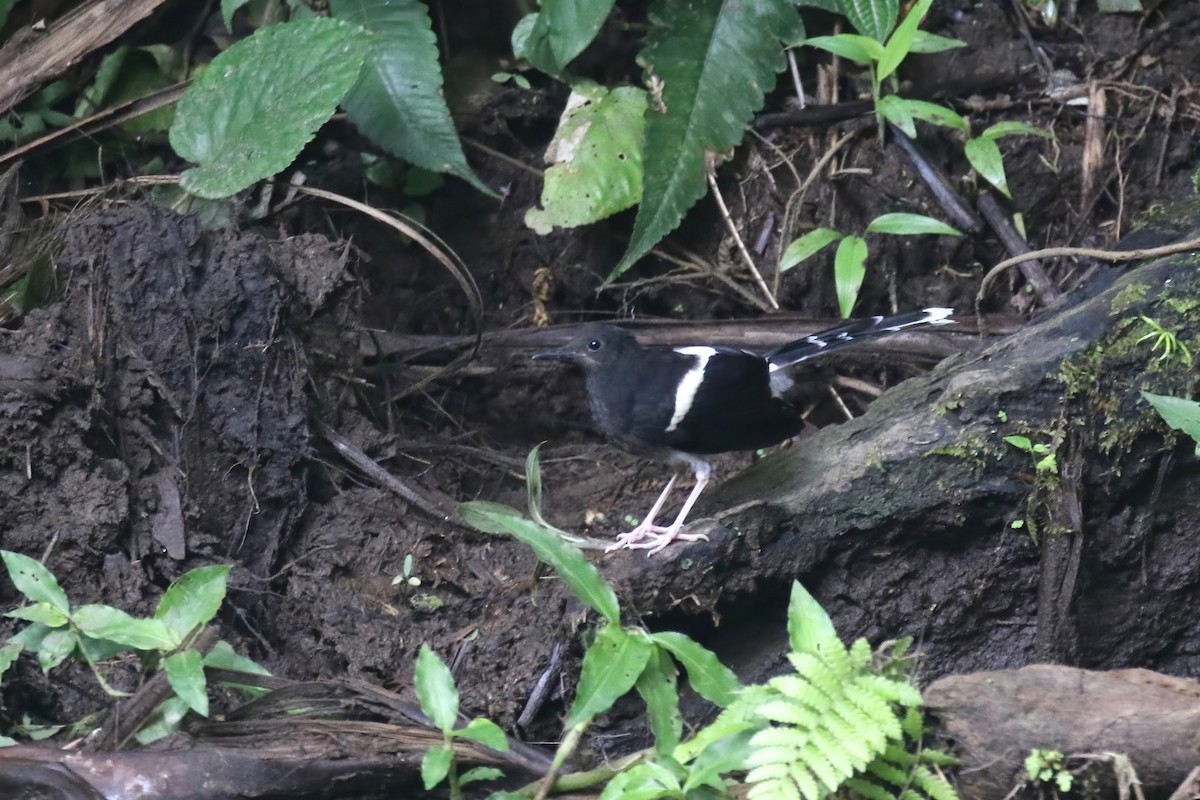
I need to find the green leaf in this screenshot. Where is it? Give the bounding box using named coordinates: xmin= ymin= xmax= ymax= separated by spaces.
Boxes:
xmin=1142 ymin=392 xmax=1200 ymax=444
xmin=171 ymin=17 xmax=369 ymax=199
xmin=787 ymin=580 xmax=841 ymax=656
xmin=6 ymin=603 xmax=68 ymax=628
xmin=155 ymin=564 xmax=230 ymax=642
xmin=908 ymin=30 xmax=967 ymax=53
xmin=779 ymin=227 xmax=844 ymax=272
xmin=1 ymin=551 xmax=70 ymax=614
xmin=978 ymin=120 xmax=1053 ymax=141
xmin=566 ymin=623 xmax=653 ymax=727
xmin=455 ymin=717 xmax=509 ymax=752
xmin=878 ymin=0 xmax=932 ymax=80
xmin=649 ymin=631 xmax=741 ymax=707
xmin=840 ymin=0 xmax=898 ymax=42
xmin=460 ymin=766 xmax=505 ymax=786
xmin=134 ymin=696 xmax=190 ymax=745
xmin=684 ymin=728 xmax=754 ymax=792
xmin=203 ymin=639 xmax=271 ymax=675
xmin=37 ymin=628 xmax=77 ymax=673
xmin=0 ymin=641 xmax=22 ymax=684
xmin=415 ymin=644 xmax=459 ymax=733
xmin=636 ymin=646 xmax=682 ymax=756
xmin=866 ymin=212 xmax=961 ymax=236
xmin=1004 ymin=435 xmax=1033 ymax=453
xmin=525 ymin=82 xmax=646 ymax=234
xmin=964 ymin=136 xmax=1010 ymax=197
xmin=421 ymin=743 xmax=453 ymax=790
xmin=221 ymin=0 xmax=251 ymax=31
xmin=71 ymin=605 xmax=179 ymax=651
xmin=599 ymin=762 xmax=682 ymax=800
xmin=877 ymin=96 xmax=967 ymax=133
xmin=805 ymin=34 xmax=885 ymax=65
xmin=458 ymin=502 xmax=621 ymax=625
xmin=834 ymin=235 xmax=868 ymax=319
xmin=1097 ymin=0 xmax=1143 ymax=11
xmin=332 ymin=0 xmax=492 ymax=195
xmin=526 ymin=443 xmax=545 ymax=524
xmin=523 ymin=0 xmax=616 ymax=74
xmin=611 ymin=0 xmax=803 ymax=280
xmin=164 ymin=649 xmax=209 ymax=717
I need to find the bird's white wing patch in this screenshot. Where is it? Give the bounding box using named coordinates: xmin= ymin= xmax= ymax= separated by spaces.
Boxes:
xmin=666 ymin=347 xmax=716 ymax=432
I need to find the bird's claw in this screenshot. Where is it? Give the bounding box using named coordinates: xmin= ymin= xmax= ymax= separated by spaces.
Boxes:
xmin=607 ymin=525 xmax=709 ymax=556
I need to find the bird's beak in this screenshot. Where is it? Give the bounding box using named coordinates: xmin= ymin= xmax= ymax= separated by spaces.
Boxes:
xmin=531 ymin=347 xmax=574 ymax=362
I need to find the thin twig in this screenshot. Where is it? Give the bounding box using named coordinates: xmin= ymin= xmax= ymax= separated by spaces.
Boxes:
xmin=706 ymin=161 xmax=779 ymax=310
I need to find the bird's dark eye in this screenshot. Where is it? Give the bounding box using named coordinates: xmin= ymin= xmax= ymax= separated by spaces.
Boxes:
xmin=587 ymin=339 xmax=602 ymax=351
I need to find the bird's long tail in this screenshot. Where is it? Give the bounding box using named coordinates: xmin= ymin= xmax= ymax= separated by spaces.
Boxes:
xmin=765 ymin=307 xmax=954 ymax=370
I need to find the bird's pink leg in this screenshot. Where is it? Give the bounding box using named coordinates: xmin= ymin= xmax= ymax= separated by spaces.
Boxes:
xmin=610 ymin=457 xmax=713 ymax=555
xmin=607 ymin=474 xmax=678 ymax=551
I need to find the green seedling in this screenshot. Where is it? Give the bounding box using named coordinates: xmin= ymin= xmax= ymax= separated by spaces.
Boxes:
xmin=1004 ymin=435 xmax=1058 ymax=475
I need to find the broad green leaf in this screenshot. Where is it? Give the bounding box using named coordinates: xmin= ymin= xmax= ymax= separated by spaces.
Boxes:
xmin=878 ymin=97 xmax=966 ymax=133
xmin=456 ymin=717 xmax=509 ymax=752
xmin=458 ymin=502 xmax=621 ymax=625
xmin=134 ymin=696 xmax=190 ymax=745
xmin=649 ymin=631 xmax=741 ymax=707
xmin=684 ymin=729 xmax=755 ymax=792
xmin=834 ymin=235 xmax=868 ymax=319
xmin=566 ymin=623 xmax=653 ymax=727
xmin=155 ymin=564 xmax=230 ymax=642
xmin=221 ymin=0 xmax=251 ymax=31
xmin=805 ymin=34 xmax=885 ymax=65
xmin=840 ymin=0 xmax=898 ymax=42
xmin=415 ymin=644 xmax=459 ymax=733
xmin=71 ymin=605 xmax=179 ymax=651
xmin=787 ymin=580 xmax=841 ymax=656
xmin=332 ymin=0 xmax=492 ymax=195
xmin=37 ymin=628 xmax=77 ymax=673
xmin=1004 ymin=435 xmax=1033 ymax=452
xmin=909 ymin=30 xmax=967 ymax=53
xmin=524 ymin=0 xmax=616 ymax=73
xmin=460 ymin=767 xmax=505 ymax=786
xmin=598 ymin=761 xmax=681 ymax=800
xmin=612 ymin=0 xmax=803 ymax=279
xmin=6 ymin=603 xmax=68 ymax=628
xmin=77 ymin=633 xmax=132 ymax=662
xmin=0 ymin=641 xmax=21 ymax=684
xmin=204 ymin=640 xmax=271 ymax=696
xmin=636 ymin=645 xmax=682 ymax=756
xmin=526 ymin=83 xmax=646 ymax=234
xmin=421 ymin=744 xmax=453 ymax=790
xmin=878 ymin=0 xmax=932 ymax=80
xmin=979 ymin=120 xmax=1053 ymax=141
xmin=164 ymin=649 xmax=209 ymax=717
xmin=1 ymin=551 xmax=70 ymax=613
xmin=779 ymin=227 xmax=844 ymax=272
xmin=171 ymin=17 xmax=369 ymax=199
xmin=1142 ymin=392 xmax=1200 ymax=445
xmin=964 ymin=135 xmax=1009 ymax=197
xmin=866 ymin=212 xmax=961 ymax=236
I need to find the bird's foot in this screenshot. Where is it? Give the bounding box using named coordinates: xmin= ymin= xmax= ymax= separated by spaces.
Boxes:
xmin=607 ymin=524 xmax=709 ymax=556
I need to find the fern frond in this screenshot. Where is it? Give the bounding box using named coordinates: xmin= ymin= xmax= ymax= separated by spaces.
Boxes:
xmin=846 ymin=776 xmax=895 ymax=800
xmin=747 ymin=774 xmax=803 ymax=800
xmin=865 ymin=755 xmax=911 ymax=787
xmin=788 ymin=762 xmax=825 ymax=800
xmin=769 ymin=673 xmax=834 ymax=713
xmin=756 ymin=698 xmax=820 ymax=728
xmin=751 ymin=725 xmax=815 ymax=750
xmin=786 ymin=652 xmax=843 ymax=698
xmin=843 ymin=680 xmax=904 ymax=740
xmin=829 ymin=690 xmax=889 ymax=753
xmin=820 ymin=704 xmax=876 ymax=769
xmin=913 ymin=764 xmax=958 ymax=800
xmin=859 ymin=674 xmax=924 ymax=708
xmin=849 ymin=637 xmax=873 ymax=669
xmin=806 ymin=728 xmax=858 ymax=785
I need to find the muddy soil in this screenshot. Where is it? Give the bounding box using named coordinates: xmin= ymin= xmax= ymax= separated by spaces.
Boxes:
xmin=2 ymin=1 xmax=1200 ymax=796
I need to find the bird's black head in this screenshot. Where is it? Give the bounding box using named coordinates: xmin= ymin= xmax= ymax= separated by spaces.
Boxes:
xmin=532 ymin=323 xmax=638 ymax=370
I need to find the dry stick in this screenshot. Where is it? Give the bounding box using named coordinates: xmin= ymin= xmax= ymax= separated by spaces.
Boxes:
xmin=975 ymin=236 xmax=1200 ymax=312
xmin=888 ymin=126 xmax=983 ymax=235
xmin=705 ymin=162 xmax=779 ymax=311
xmin=977 ymin=193 xmax=1062 ymax=304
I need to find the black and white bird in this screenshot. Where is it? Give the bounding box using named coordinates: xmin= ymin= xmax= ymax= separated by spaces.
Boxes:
xmin=533 ymin=308 xmax=954 ymax=554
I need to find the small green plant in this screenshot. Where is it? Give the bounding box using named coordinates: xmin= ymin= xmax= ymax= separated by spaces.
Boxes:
xmin=414 ymin=644 xmax=509 ymax=798
xmin=1024 ymin=748 xmax=1073 ymax=793
xmin=1003 ymin=435 xmax=1058 ymax=475
xmin=393 ymin=553 xmax=422 ymax=587
xmin=0 ymin=552 xmax=267 ymax=744
xmin=1136 ymin=316 xmax=1193 ymax=365
xmin=458 ymin=448 xmax=960 ymax=799
xmin=1141 ymin=391 xmax=1200 ymax=457
xmin=779 ymin=212 xmax=962 ymax=318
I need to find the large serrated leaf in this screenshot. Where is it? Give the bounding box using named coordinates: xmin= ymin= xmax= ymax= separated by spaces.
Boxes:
xmin=331 ymin=0 xmax=492 ymax=195
xmin=650 ymin=630 xmax=742 ymax=707
xmin=171 ymin=17 xmax=369 ymax=199
xmin=526 ymin=82 xmax=646 ymax=234
xmin=566 ymin=623 xmax=653 ymax=727
xmin=611 ymin=0 xmax=802 ymax=280
xmin=635 ymin=645 xmax=681 ymax=757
